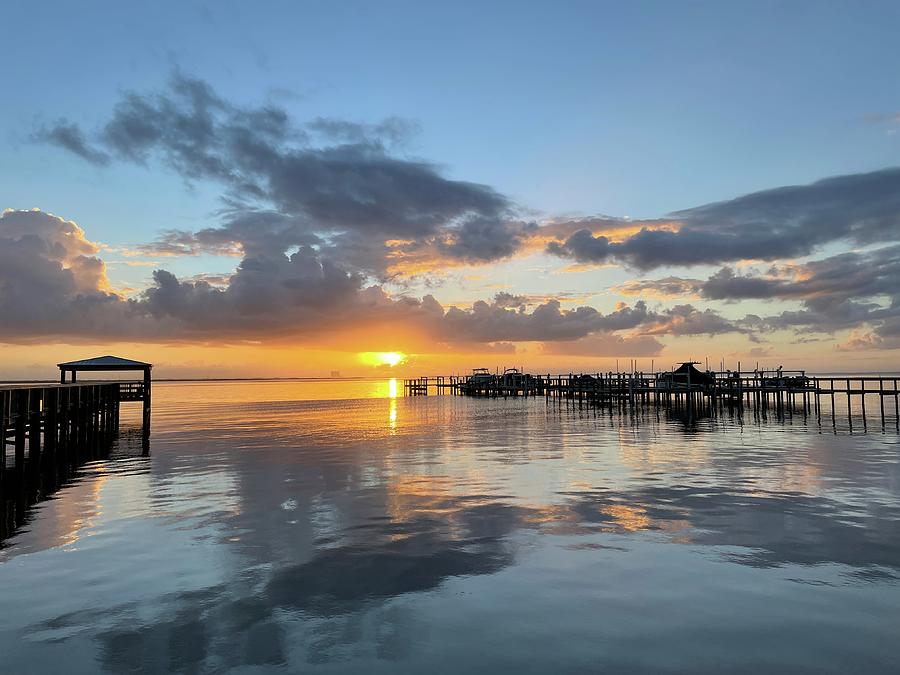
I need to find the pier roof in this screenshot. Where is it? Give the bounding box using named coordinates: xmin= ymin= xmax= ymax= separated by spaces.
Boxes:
xmin=58 ymin=355 xmax=152 ymax=370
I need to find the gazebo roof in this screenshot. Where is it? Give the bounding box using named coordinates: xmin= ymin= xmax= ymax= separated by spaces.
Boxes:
xmin=58 ymin=355 xmax=152 ymax=370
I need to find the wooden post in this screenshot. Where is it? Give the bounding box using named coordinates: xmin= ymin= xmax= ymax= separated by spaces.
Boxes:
xmin=814 ymin=378 xmax=820 ymax=420
xmin=45 ymin=387 xmax=58 ymax=484
xmin=0 ymin=390 xmax=7 ymax=500
xmin=830 ymin=378 xmax=835 ymax=422
xmin=860 ymin=379 xmax=867 ymax=428
xmin=62 ymin=387 xmax=72 ymax=465
xmin=14 ymin=390 xmax=27 ymax=488
xmin=27 ymin=389 xmax=42 ymax=489
xmin=895 ymin=379 xmax=899 ymax=431
xmin=76 ymin=386 xmax=86 ymax=452
xmin=846 ymin=378 xmax=852 ymax=428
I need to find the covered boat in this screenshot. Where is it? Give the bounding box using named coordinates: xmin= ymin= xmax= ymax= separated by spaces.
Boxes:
xmin=657 ymin=362 xmax=715 ymax=390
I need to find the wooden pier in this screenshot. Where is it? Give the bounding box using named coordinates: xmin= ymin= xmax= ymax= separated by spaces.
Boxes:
xmin=405 ymin=364 xmax=900 ymax=430
xmin=1 ymin=356 xmax=152 ymax=540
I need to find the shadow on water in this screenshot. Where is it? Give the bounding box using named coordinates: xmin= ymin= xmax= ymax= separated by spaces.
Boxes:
xmin=0 ymin=425 xmax=149 ymax=547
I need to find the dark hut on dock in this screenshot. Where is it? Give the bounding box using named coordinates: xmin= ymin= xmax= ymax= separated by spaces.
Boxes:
xmin=658 ymin=362 xmax=714 ymax=390
xmin=673 ymin=362 xmax=713 ymax=385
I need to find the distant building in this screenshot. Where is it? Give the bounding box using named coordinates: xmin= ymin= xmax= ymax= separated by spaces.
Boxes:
xmin=330 ymin=370 xmax=341 ymax=378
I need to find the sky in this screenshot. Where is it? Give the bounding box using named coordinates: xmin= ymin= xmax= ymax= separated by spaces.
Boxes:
xmin=2 ymin=0 xmax=900 ymax=378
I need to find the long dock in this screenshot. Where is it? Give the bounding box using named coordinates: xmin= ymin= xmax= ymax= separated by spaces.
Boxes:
xmin=405 ymin=367 xmax=900 ymax=430
xmin=1 ymin=379 xmax=150 ymax=540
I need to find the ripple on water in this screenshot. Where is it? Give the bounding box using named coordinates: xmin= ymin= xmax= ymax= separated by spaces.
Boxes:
xmin=1 ymin=381 xmax=899 ymax=673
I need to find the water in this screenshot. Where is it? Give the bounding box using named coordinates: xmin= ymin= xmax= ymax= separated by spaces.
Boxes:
xmin=1 ymin=379 xmax=899 ymax=673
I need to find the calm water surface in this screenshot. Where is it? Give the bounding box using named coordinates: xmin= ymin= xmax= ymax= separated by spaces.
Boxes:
xmin=1 ymin=379 xmax=899 ymax=673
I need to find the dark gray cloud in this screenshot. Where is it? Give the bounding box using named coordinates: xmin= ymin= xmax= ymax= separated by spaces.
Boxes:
xmin=765 ymin=300 xmax=884 ymax=334
xmin=547 ymin=168 xmax=900 ymax=270
xmin=614 ymin=246 xmax=900 ymax=343
xmin=491 ymin=292 xmax=529 ymax=309
xmin=437 ymin=217 xmax=537 ymax=263
xmin=706 ymin=248 xmax=900 ymax=340
xmin=305 ymin=115 xmax=420 ymax=148
xmin=33 ymin=119 xmax=110 ymax=166
xmin=702 ymin=247 xmax=900 ymax=306
xmin=139 ymin=210 xmax=319 ymax=258
xmin=40 ymin=73 xmax=518 ymax=272
xmin=622 ymin=246 xmax=900 ymax=307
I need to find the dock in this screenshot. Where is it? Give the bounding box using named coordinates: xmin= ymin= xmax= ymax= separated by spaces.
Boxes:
xmin=405 ymin=364 xmax=900 ymax=430
xmin=1 ymin=356 xmax=152 ymax=540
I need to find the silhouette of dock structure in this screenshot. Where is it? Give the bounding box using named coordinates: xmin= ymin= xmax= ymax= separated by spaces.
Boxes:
xmin=1 ymin=356 xmax=152 ymax=539
xmin=405 ymin=363 xmax=900 ymax=430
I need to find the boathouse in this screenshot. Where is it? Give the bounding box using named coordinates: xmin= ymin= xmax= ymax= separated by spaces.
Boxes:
xmin=671 ymin=362 xmax=714 ymax=387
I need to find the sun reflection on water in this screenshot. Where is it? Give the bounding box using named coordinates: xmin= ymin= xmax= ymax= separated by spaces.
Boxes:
xmin=389 ymin=378 xmax=398 ymax=429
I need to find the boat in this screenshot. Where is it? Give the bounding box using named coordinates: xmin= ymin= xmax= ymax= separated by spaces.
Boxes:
xmin=501 ymin=367 xmax=526 ymax=389
xmin=467 ymin=367 xmax=495 ymax=385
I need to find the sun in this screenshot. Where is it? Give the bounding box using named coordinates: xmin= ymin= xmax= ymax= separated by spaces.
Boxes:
xmin=359 ymin=351 xmax=407 ymax=368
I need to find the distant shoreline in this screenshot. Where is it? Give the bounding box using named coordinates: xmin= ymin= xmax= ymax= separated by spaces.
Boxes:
xmin=0 ymin=376 xmax=374 ymax=385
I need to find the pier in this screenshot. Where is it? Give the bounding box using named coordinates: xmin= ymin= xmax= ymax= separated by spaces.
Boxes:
xmin=405 ymin=364 xmax=900 ymax=430
xmin=1 ymin=356 xmax=152 ymax=539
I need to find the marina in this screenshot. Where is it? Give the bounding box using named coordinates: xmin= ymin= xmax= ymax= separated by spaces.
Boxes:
xmin=406 ymin=364 xmax=900 ymax=429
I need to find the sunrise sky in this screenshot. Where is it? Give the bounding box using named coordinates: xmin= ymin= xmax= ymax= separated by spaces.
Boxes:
xmin=3 ymin=1 xmax=900 ymax=379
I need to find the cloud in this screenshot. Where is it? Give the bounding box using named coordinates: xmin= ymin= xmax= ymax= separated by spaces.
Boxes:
xmin=440 ymin=297 xmax=657 ymax=343
xmin=542 ymin=333 xmax=664 ymax=357
xmin=33 ymin=119 xmax=110 ymax=166
xmin=491 ymin=292 xmax=529 ymax=309
xmin=642 ymin=304 xmax=750 ymax=337
xmin=747 ymin=346 xmax=773 ymax=357
xmin=700 ymin=247 xmax=900 ymax=306
xmin=0 ymin=209 xmax=135 ymax=340
xmin=614 ymin=276 xmax=702 ymax=299
xmin=705 ymin=247 xmax=900 ymax=340
xmin=547 ymin=168 xmax=900 ymax=270
xmin=614 ymin=246 xmax=900 ymax=346
xmin=1 ymin=209 xmax=743 ymax=349
xmin=27 ymin=72 xmax=900 ymax=354
xmin=436 ymin=217 xmax=537 ymax=263
xmin=305 ymin=115 xmax=420 ymax=148
xmin=39 ymin=72 xmax=522 ymax=277
xmin=835 ymin=332 xmax=900 ymax=351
